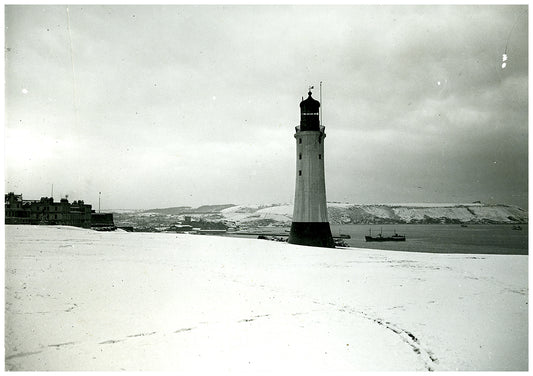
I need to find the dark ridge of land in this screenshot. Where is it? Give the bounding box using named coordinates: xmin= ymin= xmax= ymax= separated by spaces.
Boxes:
xmin=141 ymin=206 xmax=192 ymax=215
xmin=141 ymin=204 xmax=237 ymax=215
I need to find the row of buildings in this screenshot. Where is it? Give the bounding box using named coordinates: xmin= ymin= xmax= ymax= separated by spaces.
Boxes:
xmin=5 ymin=192 xmax=115 ymax=230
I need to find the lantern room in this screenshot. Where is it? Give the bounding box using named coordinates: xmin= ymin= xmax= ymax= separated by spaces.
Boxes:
xmin=299 ymin=91 xmax=320 ymax=131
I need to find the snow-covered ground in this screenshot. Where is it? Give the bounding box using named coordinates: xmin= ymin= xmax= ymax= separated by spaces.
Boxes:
xmin=5 ymin=225 xmax=528 ymax=371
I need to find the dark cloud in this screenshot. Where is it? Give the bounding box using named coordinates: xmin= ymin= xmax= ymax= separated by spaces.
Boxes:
xmin=5 ymin=5 xmax=528 ymax=209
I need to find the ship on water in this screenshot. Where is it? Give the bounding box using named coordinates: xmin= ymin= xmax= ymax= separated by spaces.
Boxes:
xmin=365 ymin=228 xmax=406 ymax=242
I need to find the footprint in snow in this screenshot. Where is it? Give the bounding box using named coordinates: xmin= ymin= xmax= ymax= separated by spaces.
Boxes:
xmin=127 ymin=332 xmax=156 ymax=338
xmin=99 ymin=339 xmax=124 ymax=345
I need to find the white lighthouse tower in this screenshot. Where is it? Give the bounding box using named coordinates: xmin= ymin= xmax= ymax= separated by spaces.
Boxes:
xmin=288 ymin=88 xmax=335 ymax=248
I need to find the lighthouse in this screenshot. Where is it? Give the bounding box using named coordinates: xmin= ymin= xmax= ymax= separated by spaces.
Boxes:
xmin=288 ymin=88 xmax=335 ymax=248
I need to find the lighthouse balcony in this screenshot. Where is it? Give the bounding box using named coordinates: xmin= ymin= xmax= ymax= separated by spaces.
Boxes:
xmin=294 ymin=125 xmax=326 ymax=132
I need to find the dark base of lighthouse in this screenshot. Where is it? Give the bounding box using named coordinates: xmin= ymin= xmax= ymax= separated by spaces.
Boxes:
xmin=288 ymin=222 xmax=335 ymax=248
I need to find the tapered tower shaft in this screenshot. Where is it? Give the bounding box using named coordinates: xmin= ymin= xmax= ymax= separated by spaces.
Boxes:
xmin=288 ymin=90 xmax=334 ymax=248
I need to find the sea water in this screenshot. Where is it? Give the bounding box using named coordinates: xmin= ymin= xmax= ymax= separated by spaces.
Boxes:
xmin=330 ymin=224 xmax=528 ymax=255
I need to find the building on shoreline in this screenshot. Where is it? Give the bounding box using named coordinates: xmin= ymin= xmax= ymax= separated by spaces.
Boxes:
xmin=90 ymin=213 xmax=117 ymax=231
xmin=5 ymin=192 xmax=114 ymax=230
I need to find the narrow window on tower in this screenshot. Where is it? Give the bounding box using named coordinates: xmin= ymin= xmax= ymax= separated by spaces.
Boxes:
xmin=318 ymin=138 xmax=321 ymax=144
xmin=299 ymin=170 xmax=302 ymax=176
xmin=319 ymin=154 xmax=322 ymax=159
xmin=299 ymin=138 xmax=302 ymax=144
xmin=299 ymin=153 xmax=302 ymax=160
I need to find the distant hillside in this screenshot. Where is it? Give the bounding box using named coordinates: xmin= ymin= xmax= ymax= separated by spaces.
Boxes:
xmin=141 ymin=204 xmax=236 ymax=216
xmin=133 ymin=202 xmax=527 ymax=226
xmin=219 ymin=203 xmax=528 ymax=225
xmin=325 ymin=203 xmax=528 ymax=225
xmin=141 ymin=206 xmax=192 ymax=215
xmin=187 ymin=204 xmax=237 ymax=213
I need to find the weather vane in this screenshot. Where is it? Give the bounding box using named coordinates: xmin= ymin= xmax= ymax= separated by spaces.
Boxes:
xmin=308 ymin=85 xmax=314 ymax=92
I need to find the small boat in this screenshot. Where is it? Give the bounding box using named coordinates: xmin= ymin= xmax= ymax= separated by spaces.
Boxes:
xmin=512 ymin=225 xmax=522 ymax=231
xmin=339 ymin=233 xmax=351 ymax=239
xmin=461 ymin=224 xmax=468 ymax=228
xmin=365 ymin=228 xmax=406 ymax=242
xmin=334 ymin=238 xmax=349 ymax=247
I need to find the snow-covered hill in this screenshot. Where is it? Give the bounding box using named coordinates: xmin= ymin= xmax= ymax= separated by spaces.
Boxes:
xmin=218 ymin=203 xmax=527 ymax=225
xmin=113 ymin=203 xmax=527 ymax=230
xmin=328 ymin=203 xmax=528 ymax=225
xmin=5 ymin=225 xmax=528 ymax=371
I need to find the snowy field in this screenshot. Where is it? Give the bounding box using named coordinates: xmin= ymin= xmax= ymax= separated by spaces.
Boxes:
xmin=5 ymin=225 xmax=528 ymax=371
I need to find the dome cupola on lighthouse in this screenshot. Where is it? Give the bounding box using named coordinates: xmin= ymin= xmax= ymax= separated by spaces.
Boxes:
xmin=299 ymin=90 xmax=320 ymax=131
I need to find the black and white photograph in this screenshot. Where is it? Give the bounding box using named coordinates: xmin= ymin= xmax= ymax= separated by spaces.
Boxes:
xmin=4 ymin=3 xmax=528 ymax=372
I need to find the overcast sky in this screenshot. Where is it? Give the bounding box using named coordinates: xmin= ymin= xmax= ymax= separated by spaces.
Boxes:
xmin=5 ymin=5 xmax=528 ymax=209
